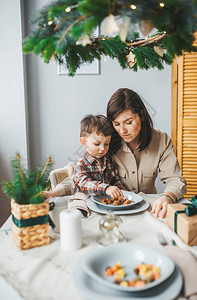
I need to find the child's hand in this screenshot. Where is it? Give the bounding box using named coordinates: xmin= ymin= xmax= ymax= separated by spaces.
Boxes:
xmin=43 ymin=189 xmax=58 ymax=199
xmin=105 ymin=186 xmax=123 ymax=198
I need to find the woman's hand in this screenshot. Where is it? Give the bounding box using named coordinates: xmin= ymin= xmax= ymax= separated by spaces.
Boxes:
xmin=106 ymin=186 xmax=123 ymax=198
xmin=151 ymin=195 xmax=173 ymax=218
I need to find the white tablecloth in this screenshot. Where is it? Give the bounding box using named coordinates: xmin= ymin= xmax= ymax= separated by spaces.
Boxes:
xmin=0 ymin=194 xmax=196 ymax=300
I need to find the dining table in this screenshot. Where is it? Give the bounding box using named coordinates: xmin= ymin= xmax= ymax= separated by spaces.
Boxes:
xmin=0 ymin=193 xmax=197 ymax=300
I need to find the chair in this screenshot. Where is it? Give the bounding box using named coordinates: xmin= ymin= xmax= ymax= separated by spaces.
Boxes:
xmin=49 ymin=161 xmax=90 ymax=217
xmin=49 ymin=162 xmax=75 ymax=189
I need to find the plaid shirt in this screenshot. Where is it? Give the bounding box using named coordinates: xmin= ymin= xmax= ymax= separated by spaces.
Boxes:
xmin=73 ymin=151 xmax=125 ymax=195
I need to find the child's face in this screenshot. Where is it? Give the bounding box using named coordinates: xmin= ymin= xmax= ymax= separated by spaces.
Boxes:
xmin=80 ymin=133 xmax=111 ymax=159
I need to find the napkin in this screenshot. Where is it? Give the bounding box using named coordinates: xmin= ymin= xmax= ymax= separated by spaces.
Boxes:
xmin=165 ymin=245 xmax=197 ymax=300
xmin=68 ymin=192 xmax=91 ymax=218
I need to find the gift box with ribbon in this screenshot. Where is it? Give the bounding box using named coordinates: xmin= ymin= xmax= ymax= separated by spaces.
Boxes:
xmin=167 ymin=197 xmax=197 ymax=246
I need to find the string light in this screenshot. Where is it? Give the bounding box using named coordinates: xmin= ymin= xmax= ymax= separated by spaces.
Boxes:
xmin=65 ymin=4 xmax=79 ymax=13
xmin=130 ymin=4 xmax=137 ymax=10
xmin=159 ymin=2 xmax=165 ymax=7
xmin=65 ymin=7 xmax=71 ymax=13
xmin=48 ymin=20 xmax=53 ymax=25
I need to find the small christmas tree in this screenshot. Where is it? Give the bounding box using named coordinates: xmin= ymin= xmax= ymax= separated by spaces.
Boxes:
xmin=2 ymin=153 xmax=53 ymax=205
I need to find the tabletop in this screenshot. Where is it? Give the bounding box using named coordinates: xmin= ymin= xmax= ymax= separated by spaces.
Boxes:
xmin=0 ymin=193 xmax=196 ymax=300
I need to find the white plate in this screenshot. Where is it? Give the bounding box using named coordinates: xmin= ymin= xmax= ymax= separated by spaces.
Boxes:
xmin=91 ymin=191 xmax=143 ymax=210
xmin=82 ymin=242 xmax=175 ymax=292
xmin=87 ymin=197 xmax=149 ymax=215
xmin=72 ymin=254 xmax=182 ymax=300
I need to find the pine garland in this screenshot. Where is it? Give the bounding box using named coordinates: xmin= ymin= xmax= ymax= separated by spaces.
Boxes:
xmin=133 ymin=46 xmax=172 ymax=71
xmin=2 ymin=154 xmax=54 ymax=205
xmin=22 ymin=0 xmax=197 ymax=76
xmin=99 ymin=36 xmax=128 ymax=68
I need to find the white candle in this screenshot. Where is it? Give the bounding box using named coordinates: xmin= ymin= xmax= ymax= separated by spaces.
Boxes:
xmin=60 ymin=209 xmax=82 ymax=250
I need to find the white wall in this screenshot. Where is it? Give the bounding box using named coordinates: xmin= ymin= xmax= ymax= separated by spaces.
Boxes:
xmin=29 ymin=58 xmax=171 ymax=168
xmin=0 ymin=0 xmax=29 ymax=226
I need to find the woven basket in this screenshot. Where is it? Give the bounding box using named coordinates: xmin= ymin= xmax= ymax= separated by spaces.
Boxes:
xmin=11 ymin=200 xmax=50 ymax=250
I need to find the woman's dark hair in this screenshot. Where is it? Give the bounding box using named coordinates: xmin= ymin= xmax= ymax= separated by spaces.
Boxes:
xmin=107 ymin=88 xmax=153 ymax=154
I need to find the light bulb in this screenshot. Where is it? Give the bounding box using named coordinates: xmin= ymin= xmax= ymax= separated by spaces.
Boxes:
xmin=159 ymin=2 xmax=165 ymax=7
xmin=130 ymin=4 xmax=136 ymax=10
xmin=65 ymin=7 xmax=71 ymax=13
xmin=48 ymin=20 xmax=53 ymax=25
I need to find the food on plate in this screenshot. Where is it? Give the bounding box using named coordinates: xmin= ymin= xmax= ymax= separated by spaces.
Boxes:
xmin=101 ymin=196 xmax=134 ymax=206
xmin=104 ymin=262 xmax=160 ymax=287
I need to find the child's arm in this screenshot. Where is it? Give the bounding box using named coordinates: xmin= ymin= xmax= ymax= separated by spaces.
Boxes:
xmin=114 ymin=179 xmax=125 ymax=190
xmin=74 ymin=158 xmax=125 ymax=197
xmin=105 ymin=185 xmax=123 ymax=198
xmin=43 ymin=189 xmax=59 ymax=199
xmin=74 ymin=169 xmax=124 ymax=197
xmin=73 ymin=165 xmax=109 ymax=195
xmin=43 ymin=177 xmax=75 ymax=199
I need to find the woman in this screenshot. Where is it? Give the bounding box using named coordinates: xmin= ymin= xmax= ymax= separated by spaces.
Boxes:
xmin=107 ymin=88 xmax=187 ymax=218
xmin=44 ymin=88 xmax=186 ymax=218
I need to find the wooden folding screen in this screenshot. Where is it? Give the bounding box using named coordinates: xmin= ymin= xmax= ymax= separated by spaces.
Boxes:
xmin=171 ymin=33 xmax=197 ymax=199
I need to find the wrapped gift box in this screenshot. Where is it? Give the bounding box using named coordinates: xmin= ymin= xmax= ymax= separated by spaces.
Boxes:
xmin=167 ymin=203 xmax=197 ymax=246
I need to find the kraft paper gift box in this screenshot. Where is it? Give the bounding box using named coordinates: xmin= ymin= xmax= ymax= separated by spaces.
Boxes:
xmin=167 ymin=203 xmax=197 ymax=246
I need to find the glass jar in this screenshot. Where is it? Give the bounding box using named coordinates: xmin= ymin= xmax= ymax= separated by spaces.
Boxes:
xmin=97 ymin=210 xmax=126 ymax=246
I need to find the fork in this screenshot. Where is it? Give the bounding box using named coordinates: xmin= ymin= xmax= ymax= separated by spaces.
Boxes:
xmin=157 ymin=232 xmax=168 ymax=246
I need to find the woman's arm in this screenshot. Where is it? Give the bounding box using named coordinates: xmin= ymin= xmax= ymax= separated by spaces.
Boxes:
xmin=152 ymin=133 xmax=187 ymax=217
xmin=151 ymin=192 xmax=176 ymax=218
xmin=159 ymin=133 xmax=187 ymax=200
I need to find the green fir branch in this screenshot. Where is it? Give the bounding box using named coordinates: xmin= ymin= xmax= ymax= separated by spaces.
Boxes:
xmin=22 ymin=0 xmax=197 ymax=75
xmin=1 ymin=154 xmax=54 ymax=205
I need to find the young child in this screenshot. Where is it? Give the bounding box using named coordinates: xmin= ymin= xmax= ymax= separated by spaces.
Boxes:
xmin=73 ymin=114 xmax=125 ymax=198
xmin=43 ymin=114 xmax=125 ymax=216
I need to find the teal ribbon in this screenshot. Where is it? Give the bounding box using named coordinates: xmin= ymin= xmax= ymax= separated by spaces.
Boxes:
xmin=12 ymin=214 xmax=55 ymax=228
xmin=187 ymin=196 xmax=197 ymax=216
xmin=49 ymin=201 xmax=55 ymax=211
xmin=12 ymin=201 xmax=56 ymax=229
xmin=174 ymin=196 xmax=197 ymax=233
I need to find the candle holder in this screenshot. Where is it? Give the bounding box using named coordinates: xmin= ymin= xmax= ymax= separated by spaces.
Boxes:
xmin=97 ymin=210 xmax=126 ymax=246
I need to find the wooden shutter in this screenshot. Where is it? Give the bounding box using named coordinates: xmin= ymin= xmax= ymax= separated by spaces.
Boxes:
xmin=172 ymin=33 xmax=197 ymax=199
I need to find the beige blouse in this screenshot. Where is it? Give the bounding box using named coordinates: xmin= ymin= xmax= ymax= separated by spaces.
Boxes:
xmin=112 ymin=128 xmax=187 ymax=200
